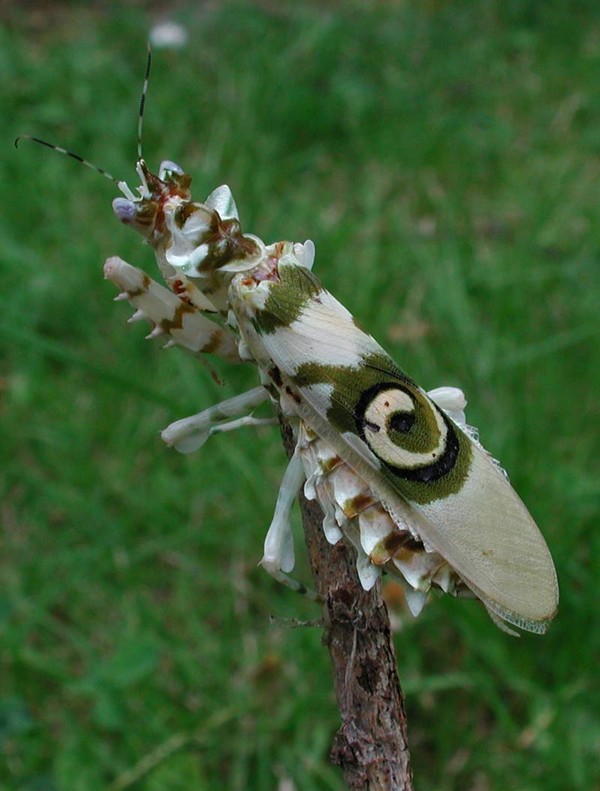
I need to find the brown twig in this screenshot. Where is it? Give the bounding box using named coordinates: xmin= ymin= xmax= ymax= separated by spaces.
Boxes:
xmin=279 ymin=416 xmax=414 ymax=791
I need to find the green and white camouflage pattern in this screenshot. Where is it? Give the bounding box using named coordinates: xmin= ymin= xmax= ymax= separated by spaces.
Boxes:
xmin=105 ymin=155 xmax=558 ymax=636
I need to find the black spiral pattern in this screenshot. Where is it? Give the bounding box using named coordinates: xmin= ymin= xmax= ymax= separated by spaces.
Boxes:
xmin=356 ymin=382 xmax=460 ymax=483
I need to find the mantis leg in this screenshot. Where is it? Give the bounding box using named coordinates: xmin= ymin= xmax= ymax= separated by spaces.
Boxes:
xmin=161 ymin=386 xmax=271 ymax=453
xmin=260 ymin=450 xmax=320 ymax=602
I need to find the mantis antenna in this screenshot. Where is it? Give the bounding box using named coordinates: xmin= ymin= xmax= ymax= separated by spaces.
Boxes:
xmin=15 ymin=45 xmax=154 ymax=195
xmin=137 ymin=44 xmax=152 ymax=161
xmin=14 ymin=134 xmax=120 ymax=186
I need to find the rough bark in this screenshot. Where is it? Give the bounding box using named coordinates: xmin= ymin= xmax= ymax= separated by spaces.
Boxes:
xmin=279 ymin=417 xmax=414 ymax=791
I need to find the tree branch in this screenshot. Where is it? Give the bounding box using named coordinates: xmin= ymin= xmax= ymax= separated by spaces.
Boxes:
xmin=278 ymin=416 xmax=414 ymax=791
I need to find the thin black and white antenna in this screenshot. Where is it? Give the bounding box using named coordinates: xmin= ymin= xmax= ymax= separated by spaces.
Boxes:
xmin=137 ymin=44 xmax=152 ymax=161
xmin=14 ymin=134 xmax=120 ymax=187
xmin=15 ymin=47 xmax=155 ymax=200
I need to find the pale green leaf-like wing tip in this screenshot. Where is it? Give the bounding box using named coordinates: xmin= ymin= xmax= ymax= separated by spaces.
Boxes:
xmin=408 ymin=441 xmax=559 ymax=634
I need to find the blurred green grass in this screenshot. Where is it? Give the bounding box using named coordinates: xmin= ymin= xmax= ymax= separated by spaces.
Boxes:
xmin=1 ymin=2 xmax=599 ymax=789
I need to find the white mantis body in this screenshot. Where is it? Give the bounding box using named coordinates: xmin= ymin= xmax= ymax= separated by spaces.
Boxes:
xmin=20 ymin=51 xmax=558 ymax=635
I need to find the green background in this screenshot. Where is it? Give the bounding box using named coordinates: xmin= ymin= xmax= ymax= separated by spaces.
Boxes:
xmin=1 ymin=2 xmax=598 ymax=789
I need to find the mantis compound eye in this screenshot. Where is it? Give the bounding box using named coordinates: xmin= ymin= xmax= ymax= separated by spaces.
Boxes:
xmin=159 ymin=159 xmax=183 ymax=179
xmin=112 ymin=196 xmax=159 ymax=237
xmin=112 ymin=197 xmax=137 ymax=223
